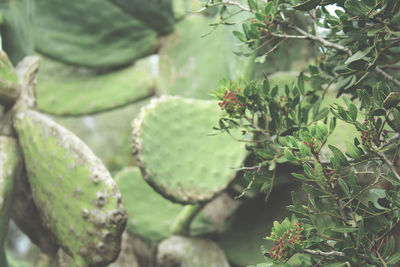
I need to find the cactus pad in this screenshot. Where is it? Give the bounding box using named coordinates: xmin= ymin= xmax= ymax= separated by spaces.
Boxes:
xmin=0 ymin=0 xmax=34 ymax=65
xmin=34 ymin=0 xmax=158 ymax=69
xmin=115 ymin=167 xmax=183 ymax=241
xmin=109 ymin=0 xmax=174 ymax=35
xmin=0 ymin=51 xmax=20 ymax=106
xmin=36 ymin=56 xmax=155 ymax=116
xmin=158 ymin=15 xmax=250 ymax=99
xmin=115 ymin=167 xmax=234 ymax=241
xmin=0 ymin=136 xmax=20 ymax=261
xmin=132 ymin=96 xmax=247 ymax=203
xmin=13 ymin=109 xmax=127 ymax=266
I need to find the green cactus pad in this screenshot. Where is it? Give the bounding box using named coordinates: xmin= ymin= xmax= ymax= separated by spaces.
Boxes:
xmin=109 ymin=0 xmax=174 ymax=35
xmin=0 ymin=51 xmax=20 ymax=106
xmin=132 ymin=96 xmax=247 ymax=204
xmin=115 ymin=167 xmax=237 ymax=241
xmin=36 ymin=56 xmax=155 ymax=116
xmin=13 ymin=109 xmax=127 ymax=266
xmin=34 ymin=0 xmax=158 ymax=69
xmin=51 ymin=100 xmax=148 ymax=174
xmin=0 ymin=136 xmax=20 ymax=263
xmin=158 ymin=14 xmax=252 ymax=99
xmin=0 ymin=0 xmax=34 ymax=65
xmin=115 ymin=167 xmax=183 ymax=241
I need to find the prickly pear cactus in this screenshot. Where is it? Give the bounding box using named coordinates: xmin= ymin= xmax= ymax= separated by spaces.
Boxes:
xmin=34 ymin=0 xmax=158 ymax=69
xmin=132 ymin=95 xmax=247 ymax=204
xmin=0 ymin=51 xmax=20 ymax=107
xmin=13 ymin=109 xmax=127 ymax=266
xmin=115 ymin=167 xmax=183 ymax=241
xmin=158 ymin=14 xmax=253 ymax=99
xmin=109 ymin=0 xmax=174 ymax=35
xmin=115 ymin=167 xmax=233 ymax=241
xmin=0 ymin=136 xmax=20 ymax=264
xmin=0 ymin=0 xmax=34 ymax=65
xmin=2 ymin=55 xmax=128 ymax=266
xmin=36 ymin=56 xmax=155 ymax=116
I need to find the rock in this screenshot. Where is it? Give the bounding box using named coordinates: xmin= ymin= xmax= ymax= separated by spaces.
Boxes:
xmin=157 ymin=236 xmax=230 ymax=267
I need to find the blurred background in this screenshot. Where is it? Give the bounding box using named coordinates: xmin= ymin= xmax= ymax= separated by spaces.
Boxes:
xmin=0 ymin=0 xmax=326 ymax=266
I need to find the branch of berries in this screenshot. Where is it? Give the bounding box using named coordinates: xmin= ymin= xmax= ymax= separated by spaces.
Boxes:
xmin=218 ymin=89 xmax=246 ymax=117
xmin=264 ymin=217 xmax=307 ymax=264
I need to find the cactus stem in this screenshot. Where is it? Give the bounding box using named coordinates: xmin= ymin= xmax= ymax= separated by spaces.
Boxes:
xmin=170 ymin=203 xmax=205 ymax=236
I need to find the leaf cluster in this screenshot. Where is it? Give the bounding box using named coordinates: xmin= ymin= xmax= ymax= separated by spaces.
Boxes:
xmin=209 ymin=0 xmax=400 ymax=265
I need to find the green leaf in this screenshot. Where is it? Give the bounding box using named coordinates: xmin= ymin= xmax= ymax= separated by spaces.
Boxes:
xmin=302 ymin=184 xmax=325 ymax=196
xmin=383 ymin=92 xmax=400 ymax=109
xmin=338 ymin=178 xmax=350 ymax=197
xmin=291 ymin=191 xmax=302 ymax=208
xmin=348 ymin=103 xmax=358 ymax=121
xmin=366 ymin=188 xmax=388 ymax=210
xmin=314 ymin=161 xmax=328 ymax=189
xmin=297 ymin=72 xmax=305 ymax=94
xmin=387 ymin=251 xmax=400 ymax=264
xmin=357 ymin=89 xmax=371 ymax=109
xmin=344 ymin=47 xmax=373 ymax=65
xmin=382 ymin=237 xmax=395 ymax=258
xmin=291 ymin=172 xmax=313 ymax=181
xmin=285 ymin=149 xmax=298 ymax=162
xmin=314 ymin=107 xmax=329 ymax=121
xmin=255 ymin=55 xmax=266 ymax=64
xmin=299 ymin=142 xmax=312 ymax=158
xmin=345 ymin=141 xmax=362 ymax=160
xmin=389 ymin=108 xmax=400 ymax=133
xmin=329 ymin=145 xmax=350 ymax=166
xmin=293 ymin=0 xmax=322 ymax=11
xmin=344 ymin=0 xmax=373 ymax=16
xmin=233 ymin=30 xmax=247 ymax=42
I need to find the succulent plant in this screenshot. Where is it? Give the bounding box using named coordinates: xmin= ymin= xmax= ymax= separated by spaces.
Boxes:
xmin=0 ymin=0 xmax=34 ymax=65
xmin=0 ymin=51 xmax=19 ymax=107
xmin=108 ymin=0 xmax=175 ymax=35
xmin=0 ymin=54 xmax=128 ymax=266
xmin=33 ymin=0 xmax=159 ymax=69
xmin=132 ymin=95 xmax=247 ymax=204
xmin=36 ymin=56 xmax=155 ymax=116
xmin=157 ymin=14 xmax=253 ymax=99
xmin=115 ymin=167 xmax=185 ymax=241
xmin=0 ymin=136 xmax=20 ymax=266
xmin=115 ymin=167 xmax=239 ymax=241
xmin=14 ymin=108 xmax=126 ymax=266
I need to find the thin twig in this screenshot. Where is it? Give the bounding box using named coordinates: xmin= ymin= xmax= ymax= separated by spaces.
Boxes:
xmin=379 ymin=65 xmax=400 ymax=70
xmin=375 ymin=66 xmax=400 ymax=87
xmin=243 ymin=114 xmax=280 ymax=152
xmin=303 ymin=249 xmax=345 ymax=257
xmin=289 ymin=25 xmax=352 ymax=56
xmin=376 ymin=151 xmax=400 ymax=181
xmin=197 ymin=1 xmax=252 ymax=13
